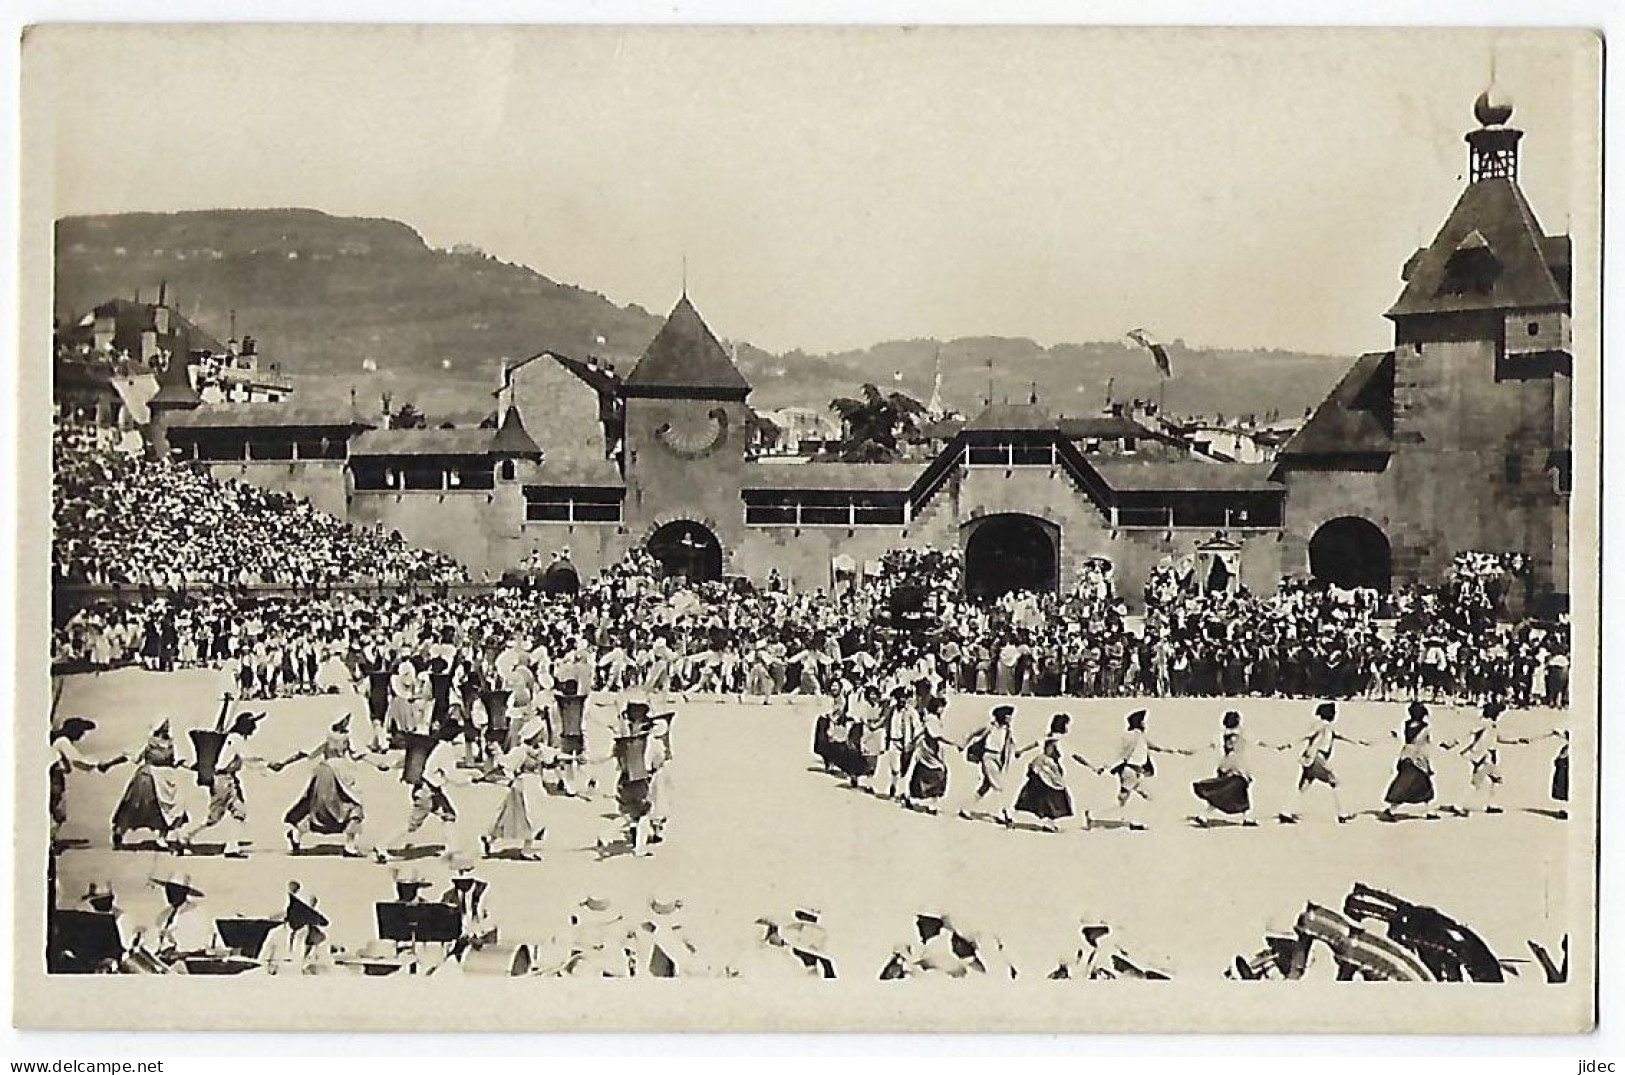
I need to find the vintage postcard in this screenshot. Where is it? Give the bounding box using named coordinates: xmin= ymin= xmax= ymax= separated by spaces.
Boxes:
xmin=14 ymin=24 xmax=1601 ymax=1032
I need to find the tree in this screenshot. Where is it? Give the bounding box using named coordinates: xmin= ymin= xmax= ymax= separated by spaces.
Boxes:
xmin=828 ymin=383 xmax=927 ymax=462
xmin=389 ymin=402 xmax=427 ymax=430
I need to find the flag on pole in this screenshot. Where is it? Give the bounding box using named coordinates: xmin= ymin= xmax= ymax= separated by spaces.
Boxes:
xmin=1126 ymin=328 xmax=1172 ymax=378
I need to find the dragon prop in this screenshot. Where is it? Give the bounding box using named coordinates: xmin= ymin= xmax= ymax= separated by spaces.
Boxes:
xmin=1343 ymin=883 xmax=1508 ymax=982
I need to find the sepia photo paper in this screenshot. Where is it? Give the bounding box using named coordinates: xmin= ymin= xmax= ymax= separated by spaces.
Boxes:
xmin=13 ymin=23 xmax=1603 ymax=1033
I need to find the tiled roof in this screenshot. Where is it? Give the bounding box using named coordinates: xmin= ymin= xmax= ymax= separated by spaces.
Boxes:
xmin=964 ymin=401 xmax=1056 ymax=432
xmin=1387 ymin=178 xmax=1568 ymax=318
xmin=1275 ymin=351 xmax=1395 ymax=459
xmin=349 ymin=428 xmax=496 ymax=457
xmin=168 ymin=401 xmax=371 ymax=430
xmin=490 ymin=406 xmax=543 ymax=456
xmin=624 ymin=296 xmax=750 ymax=396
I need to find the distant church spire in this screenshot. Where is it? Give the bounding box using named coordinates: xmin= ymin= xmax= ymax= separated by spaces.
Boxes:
xmin=927 ymin=348 xmax=946 ymax=417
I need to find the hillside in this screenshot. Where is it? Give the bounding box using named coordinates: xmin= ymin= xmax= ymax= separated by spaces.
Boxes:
xmin=54 ymin=209 xmax=1352 ymax=422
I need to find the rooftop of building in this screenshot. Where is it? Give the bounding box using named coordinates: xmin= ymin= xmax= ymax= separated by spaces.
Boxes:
xmin=1089 ymin=458 xmax=1284 ymax=494
xmin=624 ymin=295 xmax=751 ymax=398
xmin=1275 ymin=351 xmax=1396 ymax=460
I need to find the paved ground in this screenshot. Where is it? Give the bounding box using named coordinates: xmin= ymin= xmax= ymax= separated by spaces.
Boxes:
xmin=49 ymin=666 xmax=1572 ymax=980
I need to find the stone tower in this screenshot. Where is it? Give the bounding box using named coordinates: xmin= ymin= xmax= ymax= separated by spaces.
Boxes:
xmin=620 ymin=295 xmax=753 ymax=579
xmin=1383 ymin=88 xmax=1572 ymax=609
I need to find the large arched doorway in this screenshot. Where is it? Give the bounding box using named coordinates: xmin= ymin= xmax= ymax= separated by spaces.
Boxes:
xmin=1309 ymin=516 xmax=1392 ymax=591
xmin=646 ymin=520 xmax=724 ymax=584
xmin=963 ymin=514 xmax=1060 ymax=601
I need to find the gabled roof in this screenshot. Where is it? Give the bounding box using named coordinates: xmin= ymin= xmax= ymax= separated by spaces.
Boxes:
xmin=350 ymin=428 xmax=500 ymax=457
xmin=624 ymin=296 xmax=750 ymax=398
xmin=168 ymin=401 xmax=373 ymax=430
xmin=1275 ymin=351 xmax=1395 ymax=459
xmin=1387 ymin=178 xmax=1568 ymax=318
xmin=1091 ymin=459 xmax=1282 ymax=494
xmin=490 ymin=406 xmax=543 ymax=456
xmin=964 ymin=401 xmax=1056 ymax=432
xmin=495 ymin=350 xmax=622 ymax=399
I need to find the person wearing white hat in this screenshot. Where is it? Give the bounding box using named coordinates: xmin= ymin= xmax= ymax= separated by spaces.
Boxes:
xmin=481 ymin=719 xmax=560 ymax=861
xmin=272 ymin=715 xmax=370 ymax=857
xmin=547 ymin=896 xmax=635 ymax=978
xmin=727 ymin=913 xmax=819 ymax=979
xmin=110 ymin=716 xmax=182 ymax=850
xmin=635 ymin=892 xmax=710 ymax=977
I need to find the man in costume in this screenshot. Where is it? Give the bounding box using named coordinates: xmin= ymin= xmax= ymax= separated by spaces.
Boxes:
xmin=175 ymin=710 xmax=266 ymax=857
xmin=958 ymin=704 xmax=1018 ymax=823
xmin=1277 ymin=702 xmax=1370 ymax=825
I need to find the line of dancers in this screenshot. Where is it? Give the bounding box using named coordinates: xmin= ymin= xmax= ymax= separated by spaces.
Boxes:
xmin=811 ymin=691 xmax=1571 ymax=831
xmin=54 ymin=690 xmax=680 ymax=863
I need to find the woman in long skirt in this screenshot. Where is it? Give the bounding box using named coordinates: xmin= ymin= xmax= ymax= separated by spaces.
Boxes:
xmin=1011 ymin=714 xmax=1100 ymax=832
xmin=1380 ymin=711 xmax=1439 ymax=822
xmin=903 ymin=697 xmax=951 ymax=813
xmin=111 ymin=717 xmax=183 ymax=849
xmin=1192 ymin=711 xmax=1257 ymax=826
xmin=274 ymin=716 xmax=370 ymax=857
xmin=482 ymin=721 xmax=560 ymax=860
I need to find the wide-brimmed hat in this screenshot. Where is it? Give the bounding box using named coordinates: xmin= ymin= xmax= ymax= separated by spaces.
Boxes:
xmin=575 ymin=894 xmax=621 ymax=926
xmin=230 ymin=711 xmax=266 ymax=736
xmin=54 ymin=717 xmax=96 ymax=739
xmin=392 ymin=866 xmax=432 ymax=892
xmin=153 ymin=869 xmax=204 ymax=900
xmin=649 ymin=892 xmax=684 ymax=916
xmin=1077 ymin=911 xmax=1111 ymax=936
xmin=351 ymin=939 xmax=403 ymax=966
xmin=991 ymin=705 xmax=1015 ymax=720
xmin=1126 ymin=710 xmax=1147 ymax=729
xmin=285 ymin=883 xmax=330 ymax=932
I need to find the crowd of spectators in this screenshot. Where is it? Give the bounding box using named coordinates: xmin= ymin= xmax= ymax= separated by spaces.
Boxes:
xmin=52 ymin=421 xmax=468 ymax=589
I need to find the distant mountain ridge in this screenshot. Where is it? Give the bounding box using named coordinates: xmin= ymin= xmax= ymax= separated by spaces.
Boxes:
xmin=54 ymin=208 xmax=1352 ymax=422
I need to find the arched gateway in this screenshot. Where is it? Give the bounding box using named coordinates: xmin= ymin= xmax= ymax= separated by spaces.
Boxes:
xmin=1309 ymin=516 xmax=1392 ymax=591
xmin=962 ymin=514 xmax=1060 ymax=601
xmin=646 ymin=520 xmax=724 ymax=584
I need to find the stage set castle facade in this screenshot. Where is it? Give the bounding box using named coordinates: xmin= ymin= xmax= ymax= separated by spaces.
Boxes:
xmin=142 ymin=95 xmax=1572 ymax=612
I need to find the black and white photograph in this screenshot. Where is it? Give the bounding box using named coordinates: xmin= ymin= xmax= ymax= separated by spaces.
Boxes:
xmin=13 ymin=22 xmax=1603 ymax=1034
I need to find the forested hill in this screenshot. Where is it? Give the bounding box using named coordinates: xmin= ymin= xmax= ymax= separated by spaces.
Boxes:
xmin=55 ymin=208 xmax=1351 ymax=422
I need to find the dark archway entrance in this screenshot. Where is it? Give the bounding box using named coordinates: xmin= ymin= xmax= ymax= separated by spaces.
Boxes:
xmin=963 ymin=514 xmax=1059 ymax=601
xmin=647 ymin=521 xmax=724 ymax=584
xmin=1309 ymin=516 xmax=1392 ymax=591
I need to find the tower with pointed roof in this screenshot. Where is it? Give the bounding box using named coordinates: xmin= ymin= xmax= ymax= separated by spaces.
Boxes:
xmin=145 ymin=351 xmax=202 ymax=457
xmin=620 ymin=294 xmax=754 ymax=576
xmin=1385 ymin=89 xmax=1571 ymax=605
xmin=1277 ymin=88 xmax=1573 ymax=611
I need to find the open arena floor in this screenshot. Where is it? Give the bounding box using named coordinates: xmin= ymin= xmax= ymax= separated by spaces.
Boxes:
xmin=50 ymin=667 xmax=1573 ymax=980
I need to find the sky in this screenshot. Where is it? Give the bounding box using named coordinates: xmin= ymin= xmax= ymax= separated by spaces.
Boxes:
xmin=29 ymin=25 xmax=1596 ymax=357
